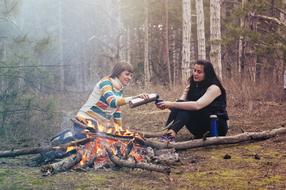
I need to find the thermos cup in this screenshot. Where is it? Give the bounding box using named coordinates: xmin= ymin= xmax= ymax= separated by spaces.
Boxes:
xmin=129 ymin=93 xmax=159 ymax=108
xmin=210 ymin=114 xmax=218 ymax=137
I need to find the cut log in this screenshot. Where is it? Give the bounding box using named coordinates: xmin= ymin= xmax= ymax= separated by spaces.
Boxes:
xmin=105 ymin=146 xmax=171 ymax=175
xmin=138 ymin=131 xmax=166 ymax=138
xmin=144 ymin=127 xmax=286 ymax=150
xmin=41 ymin=153 xmax=82 ymax=176
xmin=0 ymin=138 xmax=92 ymax=158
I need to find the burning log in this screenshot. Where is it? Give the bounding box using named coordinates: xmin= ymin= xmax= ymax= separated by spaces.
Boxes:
xmin=41 ymin=153 xmax=82 ymax=176
xmin=144 ymin=127 xmax=286 ymax=150
xmin=105 ymin=146 xmax=171 ymax=175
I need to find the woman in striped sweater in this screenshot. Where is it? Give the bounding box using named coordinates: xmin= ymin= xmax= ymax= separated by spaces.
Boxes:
xmin=74 ymin=62 xmax=148 ymax=136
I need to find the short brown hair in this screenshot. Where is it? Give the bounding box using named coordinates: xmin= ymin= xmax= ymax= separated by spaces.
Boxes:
xmin=110 ymin=62 xmax=134 ymax=78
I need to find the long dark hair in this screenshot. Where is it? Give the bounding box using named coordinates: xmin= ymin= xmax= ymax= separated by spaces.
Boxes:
xmin=189 ymin=60 xmax=226 ymax=95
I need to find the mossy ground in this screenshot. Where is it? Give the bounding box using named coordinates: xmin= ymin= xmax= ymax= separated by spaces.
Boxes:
xmin=1 ymin=92 xmax=286 ymax=190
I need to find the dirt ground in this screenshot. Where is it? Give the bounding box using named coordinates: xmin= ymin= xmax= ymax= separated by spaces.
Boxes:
xmin=0 ymin=94 xmax=286 ymax=190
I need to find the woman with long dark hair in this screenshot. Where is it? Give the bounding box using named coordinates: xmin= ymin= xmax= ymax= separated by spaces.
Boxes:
xmin=157 ymin=60 xmax=229 ymax=140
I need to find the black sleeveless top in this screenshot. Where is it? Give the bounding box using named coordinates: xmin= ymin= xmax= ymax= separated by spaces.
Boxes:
xmin=186 ymin=82 xmax=229 ymax=120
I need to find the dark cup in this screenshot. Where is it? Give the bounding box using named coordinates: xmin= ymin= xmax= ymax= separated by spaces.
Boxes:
xmin=155 ymin=99 xmax=163 ymax=105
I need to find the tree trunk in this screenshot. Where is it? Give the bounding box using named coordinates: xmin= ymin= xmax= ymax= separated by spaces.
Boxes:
xmin=282 ymin=0 xmax=286 ymax=91
xmin=195 ymin=0 xmax=206 ymax=60
xmin=171 ymin=26 xmax=179 ymax=87
xmin=244 ymin=12 xmax=257 ymax=83
xmin=58 ymin=0 xmax=65 ymax=91
xmin=144 ymin=127 xmax=286 ymax=150
xmin=163 ymin=0 xmax=172 ymax=85
xmin=127 ymin=25 xmax=131 ymax=65
xmin=210 ymin=0 xmax=222 ymax=80
xmin=238 ymin=0 xmax=247 ymax=80
xmin=181 ymin=0 xmax=192 ymax=83
xmin=144 ymin=0 xmax=151 ymax=85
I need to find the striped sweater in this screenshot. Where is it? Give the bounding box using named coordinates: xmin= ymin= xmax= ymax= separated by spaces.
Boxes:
xmin=76 ymin=76 xmax=132 ymax=129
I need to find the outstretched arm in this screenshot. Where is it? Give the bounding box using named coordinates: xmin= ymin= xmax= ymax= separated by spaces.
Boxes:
xmin=157 ymin=85 xmax=221 ymax=110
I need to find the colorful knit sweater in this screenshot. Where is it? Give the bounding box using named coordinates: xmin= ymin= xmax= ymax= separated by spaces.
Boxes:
xmin=76 ymin=76 xmax=132 ymax=129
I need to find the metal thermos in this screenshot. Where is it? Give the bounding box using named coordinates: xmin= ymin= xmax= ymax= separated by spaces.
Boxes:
xmin=210 ymin=114 xmax=218 ymax=137
xmin=129 ymin=93 xmax=159 ymax=108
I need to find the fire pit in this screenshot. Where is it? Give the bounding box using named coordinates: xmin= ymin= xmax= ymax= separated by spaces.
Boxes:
xmin=36 ymin=119 xmax=177 ymax=176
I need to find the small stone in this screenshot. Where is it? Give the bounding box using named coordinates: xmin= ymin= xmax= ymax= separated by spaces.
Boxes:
xmin=254 ymin=154 xmax=261 ymax=160
xmin=223 ymin=154 xmax=231 ymax=159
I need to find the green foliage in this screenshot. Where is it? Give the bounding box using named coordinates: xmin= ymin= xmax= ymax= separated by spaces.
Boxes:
xmin=0 ymin=5 xmax=58 ymax=145
xmin=222 ymin=0 xmax=286 ymax=63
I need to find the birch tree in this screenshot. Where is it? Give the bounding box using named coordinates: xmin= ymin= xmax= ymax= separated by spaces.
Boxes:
xmin=238 ymin=0 xmax=246 ymax=78
xmin=163 ymin=0 xmax=172 ymax=84
xmin=181 ymin=0 xmax=191 ymax=83
xmin=144 ymin=0 xmax=151 ymax=85
xmin=58 ymin=0 xmax=64 ymax=90
xmin=195 ymin=0 xmax=206 ymax=60
xmin=210 ymin=0 xmax=222 ymax=79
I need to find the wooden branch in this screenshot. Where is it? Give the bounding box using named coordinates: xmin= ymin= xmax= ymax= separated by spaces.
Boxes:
xmin=41 ymin=153 xmax=82 ymax=176
xmin=137 ymin=131 xmax=166 ymax=138
xmin=144 ymin=127 xmax=286 ymax=150
xmin=0 ymin=138 xmax=92 ymax=158
xmin=251 ymin=14 xmax=286 ymax=27
xmin=105 ymin=147 xmax=171 ymax=175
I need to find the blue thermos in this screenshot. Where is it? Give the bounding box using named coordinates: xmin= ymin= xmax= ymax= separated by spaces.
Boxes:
xmin=210 ymin=115 xmax=218 ymax=137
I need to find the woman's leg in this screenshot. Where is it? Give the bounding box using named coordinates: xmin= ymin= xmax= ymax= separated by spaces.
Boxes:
xmin=186 ymin=118 xmax=228 ymax=138
xmin=169 ymin=109 xmax=193 ymax=134
xmin=165 ymin=108 xmax=179 ymax=126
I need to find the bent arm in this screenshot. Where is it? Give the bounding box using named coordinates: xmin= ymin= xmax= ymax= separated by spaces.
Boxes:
xmin=99 ymin=80 xmax=130 ymax=108
xmin=164 ymin=85 xmax=221 ymax=110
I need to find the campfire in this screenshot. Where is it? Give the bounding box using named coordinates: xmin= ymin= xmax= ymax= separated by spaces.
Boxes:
xmin=37 ymin=118 xmax=175 ymax=176
xmin=1 ymin=117 xmax=285 ymax=177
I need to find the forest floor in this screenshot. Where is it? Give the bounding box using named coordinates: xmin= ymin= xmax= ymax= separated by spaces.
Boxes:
xmin=0 ymin=86 xmax=286 ymax=190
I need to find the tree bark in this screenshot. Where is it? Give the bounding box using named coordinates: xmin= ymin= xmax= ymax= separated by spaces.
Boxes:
xmin=144 ymin=0 xmax=151 ymax=85
xmin=163 ymin=0 xmax=172 ymax=85
xmin=210 ymin=0 xmax=222 ymax=79
xmin=105 ymin=146 xmax=171 ymax=174
xmin=144 ymin=127 xmax=286 ymax=150
xmin=181 ymin=0 xmax=192 ymax=83
xmin=196 ymin=0 xmax=206 ymax=60
xmin=238 ymin=0 xmax=247 ymax=79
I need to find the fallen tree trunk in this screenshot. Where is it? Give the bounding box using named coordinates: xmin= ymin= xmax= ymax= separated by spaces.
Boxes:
xmin=144 ymin=127 xmax=286 ymax=150
xmin=41 ymin=153 xmax=82 ymax=176
xmin=105 ymin=147 xmax=171 ymax=175
xmin=0 ymin=138 xmax=92 ymax=158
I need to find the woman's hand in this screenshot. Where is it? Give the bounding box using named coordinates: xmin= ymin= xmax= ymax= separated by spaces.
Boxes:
xmin=156 ymin=101 xmax=173 ymax=109
xmin=136 ymin=93 xmax=150 ymax=100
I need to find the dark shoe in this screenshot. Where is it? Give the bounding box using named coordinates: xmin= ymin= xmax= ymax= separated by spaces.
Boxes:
xmin=160 ymin=134 xmax=175 ymax=142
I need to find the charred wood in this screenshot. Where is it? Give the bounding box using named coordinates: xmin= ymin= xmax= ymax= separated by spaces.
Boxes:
xmin=41 ymin=153 xmax=82 ymax=176
xmin=29 ymin=149 xmax=77 ymax=167
xmin=105 ymin=146 xmax=171 ymax=175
